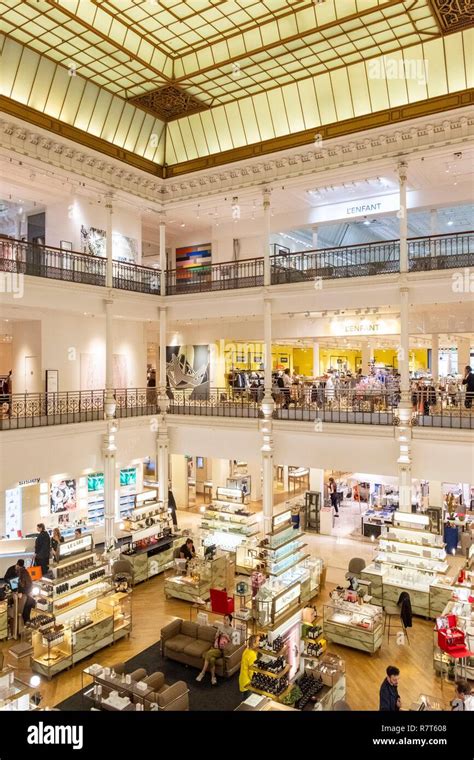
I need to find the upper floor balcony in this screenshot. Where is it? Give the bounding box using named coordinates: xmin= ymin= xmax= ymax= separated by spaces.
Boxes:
xmin=1 ymin=386 xmax=472 ymax=431
xmin=1 ymin=231 xmax=472 ymax=298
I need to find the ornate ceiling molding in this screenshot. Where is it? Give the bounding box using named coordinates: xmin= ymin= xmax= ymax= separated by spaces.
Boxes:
xmin=428 ymin=0 xmax=474 ymax=33
xmin=0 ymin=108 xmax=473 ymax=208
xmin=130 ymin=85 xmax=209 ymax=122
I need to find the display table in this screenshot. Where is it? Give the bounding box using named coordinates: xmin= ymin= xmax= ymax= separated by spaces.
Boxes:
xmin=164 ymin=554 xmax=228 ymax=603
xmin=121 ymin=534 xmax=180 ymax=584
xmin=323 ymin=600 xmax=383 ymax=654
xmin=235 ymin=695 xmax=297 ymax=711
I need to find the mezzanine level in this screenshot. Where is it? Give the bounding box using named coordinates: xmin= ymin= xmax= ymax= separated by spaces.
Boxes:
xmin=1 ymin=387 xmax=472 ymax=430
xmin=1 ymin=232 xmax=472 ymax=298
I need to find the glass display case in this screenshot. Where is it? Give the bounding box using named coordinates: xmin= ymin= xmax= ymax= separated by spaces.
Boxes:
xmin=201 ymin=502 xmax=260 ymax=552
xmin=235 ymin=538 xmax=260 ymax=575
xmin=0 ymin=600 xmax=7 ymax=641
xmin=0 ymin=667 xmax=40 ymax=711
xmin=98 ymin=591 xmax=132 ymax=641
xmin=164 ymin=553 xmax=228 ymax=603
xmin=29 ymin=535 xmax=133 ymax=677
xmin=323 ymin=600 xmax=383 ymax=653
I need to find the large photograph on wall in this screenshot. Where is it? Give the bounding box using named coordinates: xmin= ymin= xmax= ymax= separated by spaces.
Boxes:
xmin=80 ymin=226 xmax=137 ymax=263
xmin=166 ymin=345 xmax=209 ymax=398
xmin=50 ymin=479 xmax=77 ymax=514
xmin=175 ymin=244 xmax=211 ymax=282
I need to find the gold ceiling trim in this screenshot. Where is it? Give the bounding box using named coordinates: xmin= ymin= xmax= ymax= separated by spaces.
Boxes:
xmin=129 ymin=85 xmax=209 ymax=123
xmin=1 ymin=90 xmax=472 ymax=180
xmin=427 ymin=0 xmax=474 ymax=33
xmin=0 ymin=95 xmax=164 ymax=178
xmin=164 ymin=89 xmax=474 ymax=177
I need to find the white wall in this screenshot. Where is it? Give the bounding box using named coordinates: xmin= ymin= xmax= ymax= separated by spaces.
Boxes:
xmin=41 ymin=312 xmax=147 ymax=391
xmin=45 ymin=197 xmax=142 ymax=262
xmin=12 ymin=320 xmax=42 ymax=394
xmin=0 ymin=342 xmax=12 ymax=375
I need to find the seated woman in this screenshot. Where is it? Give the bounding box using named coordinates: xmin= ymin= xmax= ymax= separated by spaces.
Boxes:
xmin=196 ymin=614 xmax=233 ymax=686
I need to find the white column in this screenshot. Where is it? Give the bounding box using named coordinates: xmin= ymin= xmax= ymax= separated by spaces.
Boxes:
xmin=399 ymin=288 xmax=410 ymax=397
xmin=105 ymin=193 xmax=113 ymax=288
xmin=312 ymin=342 xmax=320 ymax=377
xmin=263 ymin=187 xmax=271 ymax=287
xmin=311 ymin=225 xmax=318 ymax=249
xmin=309 ymin=468 xmax=324 ymax=494
xmin=398 ymin=161 xmax=408 ymax=273
xmin=429 ymin=480 xmax=442 ymax=508
xmin=361 ymin=342 xmax=373 ymax=374
xmin=170 ymin=455 xmax=189 ymax=509
xmin=261 ymin=299 xmax=274 ymax=535
xmin=430 ymin=209 xmax=438 ymax=257
xmin=431 ymin=333 xmax=439 ymax=381
xmin=211 ymin=458 xmax=229 ymax=490
xmin=159 ymin=219 xmax=166 ymax=296
xmin=103 ymin=297 xmax=117 ymax=548
xmin=156 ymin=305 xmax=169 ymax=508
xmin=104 ymin=299 xmax=115 ymax=416
xmin=458 ymin=337 xmax=471 ymax=372
xmin=263 ymin=299 xmax=273 ymax=405
xmin=246 ymin=460 xmax=262 ymax=501
xmin=159 ymin=307 xmax=167 ymax=395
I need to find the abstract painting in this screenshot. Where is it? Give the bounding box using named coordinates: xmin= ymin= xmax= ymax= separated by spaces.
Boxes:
xmin=80 ymin=225 xmax=106 ymax=257
xmin=176 ymin=244 xmax=211 ymax=281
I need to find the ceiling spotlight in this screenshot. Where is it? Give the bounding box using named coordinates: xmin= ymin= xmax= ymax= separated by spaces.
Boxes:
xmin=304 ymin=311 xmax=310 ymax=318
xmin=363 ymin=217 xmax=370 ymax=225
xmin=321 ymin=311 xmax=327 ymax=317
xmin=447 ymin=220 xmax=453 ymax=226
xmin=288 ymin=313 xmax=294 ymax=319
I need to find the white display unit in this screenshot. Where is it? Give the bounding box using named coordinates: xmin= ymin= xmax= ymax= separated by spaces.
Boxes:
xmin=200 ymin=501 xmax=260 ymax=552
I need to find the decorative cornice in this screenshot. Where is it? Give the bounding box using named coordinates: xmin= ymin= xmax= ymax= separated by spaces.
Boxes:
xmin=0 ymin=105 xmax=473 ymax=208
xmin=164 ymin=90 xmax=474 ymax=178
xmin=0 ymin=95 xmax=163 ymax=179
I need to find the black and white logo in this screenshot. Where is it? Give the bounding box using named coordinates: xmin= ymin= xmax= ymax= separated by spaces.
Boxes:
xmin=27 ymin=722 xmax=83 ymax=751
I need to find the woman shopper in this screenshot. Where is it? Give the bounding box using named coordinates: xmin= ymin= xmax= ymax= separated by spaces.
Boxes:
xmin=328 ymin=477 xmax=339 ymax=516
xmin=196 ymin=614 xmax=234 ymax=686
xmin=238 ymin=634 xmax=260 ymax=699
xmin=17 ymin=565 xmax=35 ymax=623
xmin=451 ymin=681 xmax=474 ymax=711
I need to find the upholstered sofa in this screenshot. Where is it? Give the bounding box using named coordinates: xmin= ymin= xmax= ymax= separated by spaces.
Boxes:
xmin=161 ymin=619 xmax=245 ymax=677
xmin=110 ymin=662 xmax=189 ymax=711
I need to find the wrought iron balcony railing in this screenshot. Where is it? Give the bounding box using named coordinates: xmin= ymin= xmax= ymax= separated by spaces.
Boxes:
xmin=1 ymin=387 xmax=472 ymax=430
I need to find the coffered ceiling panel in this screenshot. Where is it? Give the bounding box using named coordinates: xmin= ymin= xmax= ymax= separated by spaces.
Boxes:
xmin=0 ymin=0 xmax=473 ymax=175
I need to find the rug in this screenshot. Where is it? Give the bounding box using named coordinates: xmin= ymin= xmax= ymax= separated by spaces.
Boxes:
xmin=56 ymin=641 xmax=243 ymax=711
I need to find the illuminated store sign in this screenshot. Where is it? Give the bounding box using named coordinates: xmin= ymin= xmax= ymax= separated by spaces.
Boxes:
xmin=310 ymin=193 xmax=399 ymax=224
xmin=329 ymin=318 xmax=400 ymax=337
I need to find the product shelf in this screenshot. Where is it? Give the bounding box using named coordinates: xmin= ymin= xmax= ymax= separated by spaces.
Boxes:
xmin=251 ymin=663 xmax=290 ymax=679
xmin=249 ymin=684 xmax=293 ymax=702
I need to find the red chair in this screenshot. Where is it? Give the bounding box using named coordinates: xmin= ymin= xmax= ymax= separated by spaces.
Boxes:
xmin=210 ymin=588 xmax=234 ymax=615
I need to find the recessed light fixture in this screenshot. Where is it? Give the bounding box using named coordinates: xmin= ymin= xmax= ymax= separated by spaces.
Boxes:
xmin=447 ymin=220 xmax=453 ymax=226
xmin=180 ymin=223 xmax=185 ymax=227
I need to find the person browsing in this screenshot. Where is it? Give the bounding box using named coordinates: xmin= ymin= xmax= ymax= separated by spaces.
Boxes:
xmin=179 ymin=538 xmax=195 ymax=560
xmin=379 ymin=665 xmax=401 ymax=711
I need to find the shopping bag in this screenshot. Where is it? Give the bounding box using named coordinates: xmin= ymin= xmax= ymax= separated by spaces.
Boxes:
xmin=27 ymin=565 xmax=43 ymax=581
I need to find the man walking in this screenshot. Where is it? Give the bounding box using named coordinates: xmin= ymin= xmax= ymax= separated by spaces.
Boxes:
xmin=379 ymin=665 xmax=401 ymax=711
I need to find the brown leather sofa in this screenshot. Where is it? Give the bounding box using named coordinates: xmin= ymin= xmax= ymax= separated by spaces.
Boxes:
xmin=161 ymin=619 xmax=244 ymax=677
xmin=111 ymin=662 xmax=189 ymax=711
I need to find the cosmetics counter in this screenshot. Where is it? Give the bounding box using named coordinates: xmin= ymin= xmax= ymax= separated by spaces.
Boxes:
xmin=119 ymin=491 xmax=180 ymax=584
xmin=27 ymin=534 xmax=132 ymax=678
xmin=322 ymin=598 xmax=383 ymax=654
xmin=164 ymin=553 xmax=230 ymax=603
xmin=361 ymin=512 xmax=461 ymax=618
xmin=200 ymin=500 xmax=260 ymax=553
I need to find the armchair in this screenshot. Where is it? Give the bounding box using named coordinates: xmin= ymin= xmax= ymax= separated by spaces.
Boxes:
xmin=210 ymin=588 xmax=234 ymax=616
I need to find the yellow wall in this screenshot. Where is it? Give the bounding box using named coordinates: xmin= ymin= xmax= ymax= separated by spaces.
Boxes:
xmin=319 ymin=349 xmax=361 ymax=373
xmin=293 ymin=348 xmax=313 ymax=376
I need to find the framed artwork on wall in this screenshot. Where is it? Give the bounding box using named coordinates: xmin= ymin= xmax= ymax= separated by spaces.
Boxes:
xmin=60 ymin=241 xmax=73 ymax=252
xmin=45 ymin=369 xmax=59 ymax=394
xmin=175 ymin=244 xmax=211 ymax=281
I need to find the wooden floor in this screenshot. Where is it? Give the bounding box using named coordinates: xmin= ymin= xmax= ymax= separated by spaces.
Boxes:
xmin=0 ymin=502 xmax=460 ymax=711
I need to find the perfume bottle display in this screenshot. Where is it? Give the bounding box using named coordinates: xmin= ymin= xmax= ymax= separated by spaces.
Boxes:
xmin=250 ymin=672 xmax=289 ymax=695
xmin=295 ymin=673 xmax=324 ymax=708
